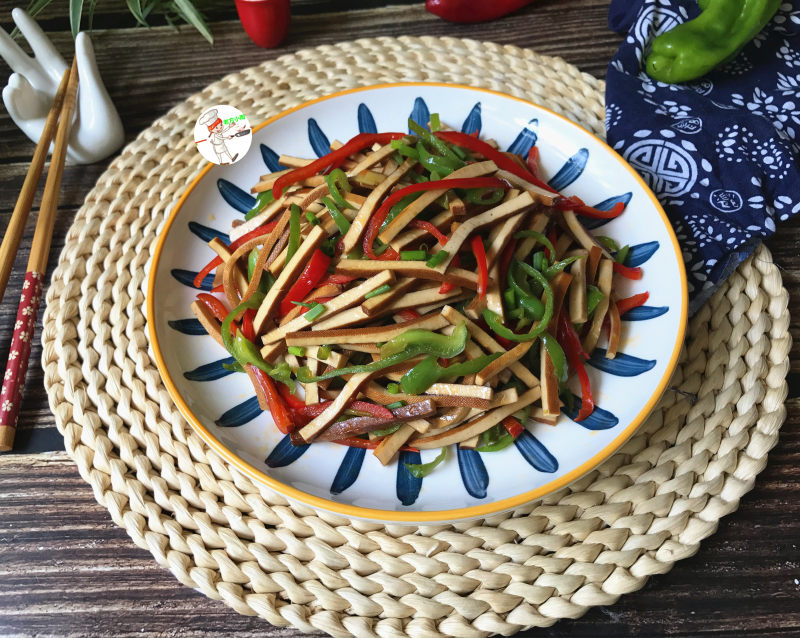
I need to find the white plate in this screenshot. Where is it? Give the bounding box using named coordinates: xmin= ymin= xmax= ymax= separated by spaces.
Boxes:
xmin=147 ymin=83 xmax=687 ymax=524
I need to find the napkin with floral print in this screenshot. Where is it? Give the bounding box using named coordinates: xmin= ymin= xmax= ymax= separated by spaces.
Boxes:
xmin=606 ymin=0 xmax=800 ymax=314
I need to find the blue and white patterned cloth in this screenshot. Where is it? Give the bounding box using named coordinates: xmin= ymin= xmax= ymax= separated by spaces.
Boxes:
xmin=606 ymin=0 xmax=800 ymax=314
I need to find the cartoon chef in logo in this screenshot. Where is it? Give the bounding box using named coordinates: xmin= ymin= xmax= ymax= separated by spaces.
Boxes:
xmin=194 ymin=105 xmax=252 ymax=165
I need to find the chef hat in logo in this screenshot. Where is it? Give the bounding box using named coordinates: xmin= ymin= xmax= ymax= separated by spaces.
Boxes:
xmin=199 ymin=108 xmax=222 ymax=132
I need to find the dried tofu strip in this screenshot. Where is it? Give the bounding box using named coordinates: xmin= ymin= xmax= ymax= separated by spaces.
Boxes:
xmin=260 ymin=340 xmax=285 ymax=363
xmin=416 ymin=292 xmax=472 ymax=316
xmin=475 ymin=342 xmax=534 ymax=386
xmin=530 ymin=407 xmax=559 ymax=426
xmin=562 ymin=209 xmax=612 ymax=258
xmin=449 ymin=195 xmax=466 ymax=219
xmin=587 ymin=245 xmax=602 ymax=284
xmin=335 ymin=260 xmax=481 ymax=290
xmin=494 ymin=169 xmax=557 ymax=206
xmin=459 ymin=436 xmax=480 ymax=450
xmin=606 ymin=294 xmax=621 ymax=359
xmin=311 ymin=305 xmax=372 ymax=331
xmin=430 ymin=193 xmax=535 ymax=273
xmin=432 ymin=395 xmax=493 ymax=409
xmin=583 ymin=258 xmax=614 ymax=354
xmin=361 ymin=277 xmax=419 ymax=316
xmin=381 ymin=285 xmax=463 ymax=314
xmin=303 ymin=355 xmax=319 ymax=405
xmin=190 ymin=301 xmax=225 ymax=349
xmin=296 ymin=371 xmax=374 ymax=442
xmin=253 ymin=225 xmax=327 ymax=333
xmin=569 ymin=251 xmax=589 ymax=324
xmin=390 ymin=209 xmax=453 ymax=252
xmin=489 ymin=387 xmax=520 ymax=407
xmin=279 ymin=283 xmax=342 ymax=325
xmin=305 ymin=346 xmax=347 ymax=368
xmin=339 ymin=343 xmax=382 ymax=354
xmin=261 ymin=271 xmax=395 ymax=344
xmin=285 ymin=312 xmax=448 ymax=347
xmin=514 ymin=212 xmax=550 ymax=260
xmin=555 ymin=233 xmax=573 ymax=259
xmin=540 ymin=345 xmax=560 ymax=417
xmin=250 ymin=168 xmax=293 ymax=193
xmin=209 ymin=238 xmax=249 ymax=295
xmin=361 ymin=382 xmax=429 ymax=405
xmin=428 ymin=406 xmax=472 ymax=431
xmin=485 ymin=211 xmax=525 ymax=269
xmin=412 ymin=387 xmax=542 ymax=449
xmin=379 ymin=161 xmax=498 ymax=245
xmin=340 ymin=158 xmax=415 ymax=254
xmin=373 ymin=423 xmax=416 ymax=466
xmin=425 ymin=383 xmax=493 ymax=401
xmin=229 ymin=194 xmax=290 ymax=242
xmin=278 ymin=155 xmax=315 ymax=168
xmin=441 ymin=306 xmax=539 ymax=388
xmin=548 ymin=272 xmax=573 ymax=329
xmin=346 ymin=140 xmax=410 ymax=177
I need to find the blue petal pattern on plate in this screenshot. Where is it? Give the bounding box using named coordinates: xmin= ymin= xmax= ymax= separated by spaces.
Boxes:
xmin=184 ymin=357 xmax=236 ymax=381
xmin=409 ymin=97 xmax=430 ymax=132
xmin=581 ymin=192 xmax=633 ymax=230
xmin=457 ymin=447 xmax=488 ymax=499
xmin=330 ymin=447 xmax=366 ymax=494
xmin=171 ymin=269 xmax=213 ymax=291
xmin=188 ymin=222 xmax=229 ymax=244
xmin=261 ymin=144 xmax=287 ymax=172
xmin=623 ymin=241 xmax=659 ymax=267
xmin=506 ymin=118 xmax=539 ymax=156
xmin=307 ymin=118 xmax=331 ymax=158
xmin=548 ymin=148 xmax=589 ymax=191
xmin=515 ymin=430 xmax=558 ymax=473
xmin=216 ymin=396 xmax=261 ymax=427
xmin=217 ymin=178 xmax=255 ymax=213
xmin=622 ymin=305 xmax=669 ymax=321
xmin=358 ymin=103 xmax=378 ymax=134
xmin=564 ymin=395 xmax=620 ymax=430
xmin=461 ymin=102 xmax=482 ymax=135
xmin=266 ymin=434 xmax=309 ymax=468
xmin=168 ymin=318 xmax=206 ymax=335
xmin=397 ymin=450 xmax=423 ymax=506
xmin=588 ymin=349 xmax=656 ymax=376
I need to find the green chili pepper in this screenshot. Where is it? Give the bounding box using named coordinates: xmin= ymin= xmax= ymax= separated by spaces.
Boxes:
xmin=287 ymin=346 xmax=306 ymax=357
xmin=304 ymin=302 xmax=326 ymax=322
xmin=616 ymin=245 xmax=631 ymax=266
xmin=380 ymin=193 xmax=421 ymax=231
xmin=317 ymin=345 xmax=331 ymax=360
xmin=401 ymin=250 xmax=428 ymax=261
xmin=426 ymin=250 xmax=449 ymax=268
xmin=531 ymin=251 xmax=547 ymax=273
xmin=514 ymin=230 xmax=555 ymax=259
xmin=386 ymin=382 xmax=400 ymax=394
xmin=482 ymin=266 xmax=553 ymax=342
xmin=400 ymin=355 xmax=442 ymax=394
xmin=245 ymin=190 xmax=274 ymax=221
xmin=286 ymin=204 xmax=301 ymax=265
xmin=322 ymin=197 xmax=351 ymax=235
xmin=503 ymin=287 xmax=516 ymax=311
xmin=587 ymin=285 xmax=604 ymax=316
xmin=305 ymin=210 xmax=320 ymax=226
xmin=364 ymin=284 xmax=392 ymax=299
xmin=324 ymin=168 xmax=353 ymax=210
xmin=386 ymin=400 xmax=406 ymax=409
xmin=346 ymin=248 xmax=364 ymax=260
xmin=417 ymin=140 xmax=462 ymax=175
xmin=544 ymin=256 xmax=583 ymax=280
xmin=372 ymin=424 xmax=401 ymax=437
xmin=381 ymin=321 xmax=467 ymax=359
xmin=429 ymin=113 xmax=441 ymax=132
xmin=464 ymin=187 xmax=505 ymax=205
xmin=436 ymin=353 xmax=502 ymax=379
xmin=405 ymin=447 xmax=447 ymax=478
xmin=390 ymin=139 xmax=420 ymax=160
xmin=392 ymin=151 xmax=405 ymax=165
xmin=540 ymin=332 xmax=567 ymax=383
xmin=596 ymin=236 xmax=620 ymax=252
xmin=476 ymin=431 xmax=515 ymax=453
xmin=408 ymin=119 xmax=463 ymax=165
xmin=508 ymin=261 xmax=544 ymax=319
xmin=645 ymin=0 xmax=780 ymax=84
xmin=320 ymin=235 xmax=338 ymax=257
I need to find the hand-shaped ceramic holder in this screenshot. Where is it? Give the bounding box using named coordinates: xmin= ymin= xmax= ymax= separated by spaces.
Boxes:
xmin=0 ymin=8 xmax=123 ymax=164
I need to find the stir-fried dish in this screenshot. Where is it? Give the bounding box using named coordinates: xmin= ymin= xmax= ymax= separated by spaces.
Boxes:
xmin=190 ymin=115 xmax=649 ymax=476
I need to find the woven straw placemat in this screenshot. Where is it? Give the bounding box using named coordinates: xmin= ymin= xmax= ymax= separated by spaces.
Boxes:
xmin=41 ymin=37 xmax=790 ymax=636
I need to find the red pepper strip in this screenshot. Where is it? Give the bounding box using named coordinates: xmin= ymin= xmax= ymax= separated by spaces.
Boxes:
xmin=397 ymin=309 xmax=422 ymax=321
xmin=498 ymin=238 xmax=517 ymax=288
xmin=272 ymin=132 xmax=406 ymax=199
xmin=408 ymin=219 xmax=449 ymax=246
xmin=317 ymin=273 xmax=356 ymax=286
xmin=196 ymin=293 xmax=230 ymax=323
xmin=557 ymin=312 xmax=594 ymax=421
xmin=526 ymin=147 xmax=540 ymax=178
xmin=249 ymin=367 xmax=295 ymax=433
xmin=613 ymin=261 xmax=644 ymax=280
xmin=277 ymin=382 xmax=307 ymax=411
xmin=434 ymin=131 xmax=557 ymax=193
xmin=362 ymin=176 xmax=508 ymax=259
xmin=554 ymin=195 xmax=626 ymax=220
xmin=332 ymin=436 xmax=419 ymax=452
xmin=241 ymin=309 xmax=256 ymax=342
xmin=546 ymin=227 xmax=557 ymax=261
xmin=211 ymin=284 xmax=225 ymax=293
xmin=438 ymin=254 xmax=461 ymax=294
xmin=298 ymin=400 xmax=394 ymax=419
xmin=279 ymin=249 xmax=331 ymax=316
xmin=194 ymin=256 xmax=222 ymax=288
xmin=617 ymin=291 xmax=650 ymax=315
xmin=502 ymin=416 xmax=524 ymax=439
xmin=471 ymin=235 xmax=488 ymax=299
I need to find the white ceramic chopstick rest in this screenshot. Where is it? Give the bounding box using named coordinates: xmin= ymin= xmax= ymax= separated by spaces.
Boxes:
xmin=0 ymin=8 xmax=123 ymax=164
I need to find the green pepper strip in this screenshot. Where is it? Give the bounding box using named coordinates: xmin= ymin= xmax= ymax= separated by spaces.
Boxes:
xmin=372 ymin=424 xmax=401 ymax=437
xmin=465 ymin=187 xmax=505 ymax=205
xmin=429 ymin=113 xmax=441 ymax=132
xmin=616 ymin=245 xmax=631 ymax=266
xmin=543 ymin=256 xmax=583 ymax=280
xmin=381 ymin=321 xmax=467 ymax=359
xmin=586 ymin=285 xmax=604 ymax=316
xmin=401 ymin=352 xmax=502 ymax=395
xmin=305 ymin=210 xmax=320 ymax=226
xmin=508 ymin=260 xmax=544 ymax=320
xmin=408 ymin=119 xmax=464 ymax=165
xmin=380 ymin=193 xmax=422 ymax=232
xmin=646 ymin=0 xmax=780 ymax=84
xmin=540 ymin=332 xmax=567 ymax=383
xmin=390 ymin=139 xmax=420 ymax=160
xmin=596 ymin=235 xmax=620 ymax=252
xmin=286 ymin=204 xmax=301 ymax=265
xmin=296 ymin=350 xmax=418 ymax=383
xmin=405 ymin=447 xmax=447 ymax=478
xmin=514 ymin=230 xmax=556 ymax=259
xmin=322 ymin=196 xmax=351 ymax=235
xmin=476 ymin=431 xmax=515 ymax=453
xmin=531 ymin=251 xmax=546 ymax=273
xmin=324 ymin=168 xmax=353 ymax=210
xmin=483 ymin=266 xmax=554 ymax=342
xmin=245 ymin=190 xmax=274 ymax=221
xmin=417 ymin=140 xmax=463 ymax=175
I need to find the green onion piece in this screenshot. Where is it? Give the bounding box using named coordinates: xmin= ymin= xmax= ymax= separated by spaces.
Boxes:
xmin=322 ymin=196 xmax=351 ymax=235
xmin=324 ymin=168 xmax=353 ymax=210
xmin=317 ymin=345 xmax=331 ymax=360
xmin=586 ymin=285 xmax=605 ymax=315
xmin=514 ymin=230 xmax=556 ymax=259
xmin=286 ymin=204 xmax=301 ymax=265
xmin=364 ymin=284 xmax=392 ymax=299
xmin=245 ymin=190 xmax=274 ymax=221
xmin=426 ymin=250 xmax=449 ymax=268
xmin=430 ymin=113 xmax=440 ymax=132
xmin=372 ymin=424 xmax=401 ymax=437
xmin=291 ymin=300 xmax=313 ymax=308
xmin=304 ymin=302 xmax=326 ymax=322
xmin=305 ymin=210 xmax=320 ymax=226
xmin=385 ymin=400 xmax=406 ymax=409
xmin=287 ymin=346 xmax=306 ymax=357
xmin=320 ymin=235 xmax=337 ymax=257
xmin=404 ymin=447 xmax=447 ymax=478
xmin=616 ymin=244 xmax=631 ymax=265
xmin=386 ymin=383 xmax=400 ymax=394
xmin=401 ymin=250 xmax=428 ymax=261
xmin=596 ymin=236 xmax=620 ymax=252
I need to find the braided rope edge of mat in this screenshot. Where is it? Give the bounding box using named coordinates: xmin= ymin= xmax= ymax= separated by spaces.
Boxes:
xmin=40 ymin=37 xmax=791 ymax=636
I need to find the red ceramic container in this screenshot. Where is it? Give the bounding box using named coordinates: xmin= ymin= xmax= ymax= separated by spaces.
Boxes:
xmin=234 ymin=0 xmax=290 ymax=49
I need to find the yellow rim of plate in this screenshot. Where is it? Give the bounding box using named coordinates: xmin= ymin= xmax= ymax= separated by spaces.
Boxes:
xmin=147 ymin=82 xmax=689 ymax=523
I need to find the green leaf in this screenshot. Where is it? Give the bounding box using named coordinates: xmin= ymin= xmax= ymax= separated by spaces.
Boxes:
xmin=126 ymin=0 xmax=150 ymax=26
xmin=86 ymin=0 xmax=97 ymax=30
xmin=172 ymin=0 xmax=214 ymax=44
xmin=69 ymin=0 xmax=84 ymax=39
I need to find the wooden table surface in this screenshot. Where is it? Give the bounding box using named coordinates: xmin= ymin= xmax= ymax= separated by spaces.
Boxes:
xmin=1 ymin=1 xmax=798 ymax=636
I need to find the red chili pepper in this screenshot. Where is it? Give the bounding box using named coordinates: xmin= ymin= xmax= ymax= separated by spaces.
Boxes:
xmin=471 ymin=235 xmax=488 ymax=299
xmin=438 ymin=254 xmax=461 ymax=294
xmin=555 ymin=195 xmax=627 ymax=220
xmin=277 ymin=382 xmax=307 ymax=411
xmin=434 ymin=131 xmax=556 ymax=193
xmin=425 ymin=0 xmax=534 ymax=23
xmin=408 ymin=219 xmax=449 ymax=246
xmin=234 ymin=0 xmax=290 ymax=49
xmin=279 ymin=249 xmax=331 ymax=316
xmin=362 ymin=176 xmax=507 ymax=259
xmin=210 ymin=284 xmax=225 ymax=294
xmin=332 ymin=436 xmax=419 ymax=452
xmin=241 ymin=308 xmax=256 ymax=342
xmin=613 ymin=262 xmax=644 ymax=280
xmin=526 ymin=147 xmax=540 ymax=178
xmin=502 ymin=416 xmax=525 ymax=439
xmin=248 ymin=366 xmax=295 ymax=434
xmin=498 ymin=238 xmax=517 ymax=288
xmin=397 ymin=309 xmax=422 ymax=322
xmin=557 ymin=312 xmax=594 ymax=421
xmin=196 ymin=293 xmax=232 ymax=325
xmin=317 ymin=273 xmax=356 ymax=287
xmin=272 ymin=133 xmax=406 ymax=199
xmin=298 ymin=400 xmax=393 ymax=420
xmin=617 ymin=291 xmax=650 ymax=315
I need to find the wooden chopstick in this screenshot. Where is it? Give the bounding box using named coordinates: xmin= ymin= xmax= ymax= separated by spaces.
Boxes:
xmin=0 ymin=57 xmax=79 ymax=452
xmin=0 ymin=67 xmax=71 ymax=305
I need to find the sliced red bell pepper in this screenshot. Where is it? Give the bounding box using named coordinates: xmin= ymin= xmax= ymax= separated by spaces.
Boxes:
xmin=613 ymin=261 xmax=644 ymax=280
xmin=526 ymin=146 xmax=540 ymax=178
xmin=438 ymin=254 xmax=461 ymax=294
xmin=277 ymin=382 xmax=307 ymax=411
xmin=210 ymin=284 xmax=225 ymax=294
xmin=248 ymin=366 xmax=295 ymax=433
xmin=278 ymin=249 xmax=331 ymax=316
xmin=316 ymin=273 xmax=356 ymax=286
xmin=196 ymin=293 xmax=229 ymax=323
xmin=557 ymin=312 xmax=594 ymax=421
xmin=241 ymin=308 xmax=256 ymax=342
xmin=332 ymin=436 xmax=419 ymax=452
xmin=362 ymin=176 xmax=508 ymax=259
xmin=272 ymin=132 xmax=406 ymax=199
xmin=397 ymin=309 xmax=422 ymax=321
xmin=408 ymin=219 xmax=449 ymax=246
xmin=617 ymin=291 xmax=650 ymax=316
xmin=434 ymin=130 xmax=557 ymax=193
xmin=471 ymin=235 xmax=488 ymax=298
xmin=555 ymin=195 xmax=626 ymax=220
xmin=502 ymin=416 xmax=524 ymax=439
